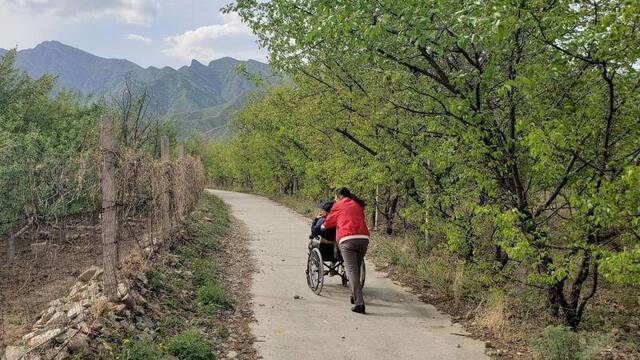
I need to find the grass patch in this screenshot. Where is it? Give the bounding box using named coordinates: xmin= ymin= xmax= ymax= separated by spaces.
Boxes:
xmin=116 ymin=336 xmax=163 ymax=360
xmin=166 ymin=329 xmax=216 ymax=360
xmin=197 ymin=282 xmax=233 ymax=312
xmin=190 ymin=258 xmax=219 ymax=287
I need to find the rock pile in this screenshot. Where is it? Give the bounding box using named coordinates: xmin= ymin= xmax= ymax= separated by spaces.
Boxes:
xmin=4 ymin=266 xmax=146 ymax=360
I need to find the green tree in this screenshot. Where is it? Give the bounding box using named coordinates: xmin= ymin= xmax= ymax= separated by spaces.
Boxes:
xmin=207 ymin=0 xmax=640 ymax=328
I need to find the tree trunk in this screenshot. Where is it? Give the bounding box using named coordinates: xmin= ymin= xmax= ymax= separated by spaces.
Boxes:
xmin=384 ymin=194 xmax=399 ymax=235
xmin=100 ymin=115 xmax=119 ymax=301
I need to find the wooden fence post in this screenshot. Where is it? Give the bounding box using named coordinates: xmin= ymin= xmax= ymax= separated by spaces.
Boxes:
xmin=160 ymin=136 xmax=171 ymax=239
xmin=100 ymin=115 xmax=118 ymax=300
xmin=160 ymin=136 xmax=170 ymax=162
xmin=175 ymin=141 xmax=186 ymax=223
xmin=177 ymin=141 xmax=184 ymax=160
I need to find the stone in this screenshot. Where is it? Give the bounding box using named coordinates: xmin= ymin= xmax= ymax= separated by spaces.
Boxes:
xmin=85 ymin=283 xmax=100 ymax=298
xmin=91 ymin=268 xmax=104 ymax=281
xmin=67 ymin=283 xmax=88 ymax=301
xmin=77 ymin=321 xmax=92 ymax=335
xmin=44 ymin=346 xmax=70 ymax=360
xmin=130 ymin=290 xmax=147 ymax=306
xmin=67 ymin=303 xmax=84 ymax=320
xmin=37 ymin=307 xmax=58 ymax=326
xmin=22 ymin=331 xmax=37 ymax=342
xmin=5 ymin=346 xmax=26 ymax=360
xmin=67 ymin=333 xmax=89 ymax=353
xmin=113 ymin=304 xmax=127 ymax=315
xmin=53 ymin=348 xmax=70 ymax=360
xmin=136 ymin=272 xmax=148 ymax=285
xmin=117 ymin=283 xmax=129 ymax=299
xmin=28 ymin=328 xmax=62 ymax=348
xmin=45 ymin=311 xmax=68 ymax=330
xmin=78 ymin=266 xmax=98 ymax=282
xmin=122 ymin=293 xmax=137 ymax=309
xmin=49 ymin=299 xmax=63 ymax=308
xmin=226 ymin=351 xmax=238 ymax=359
xmin=137 ymin=316 xmax=155 ymax=330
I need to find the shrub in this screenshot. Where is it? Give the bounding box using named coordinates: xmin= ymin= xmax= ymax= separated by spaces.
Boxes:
xmin=529 ymin=325 xmax=607 ymax=360
xmin=166 ymin=329 xmax=216 ymax=360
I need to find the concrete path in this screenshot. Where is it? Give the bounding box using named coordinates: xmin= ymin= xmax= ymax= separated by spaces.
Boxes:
xmin=209 ymin=190 xmax=487 ymax=360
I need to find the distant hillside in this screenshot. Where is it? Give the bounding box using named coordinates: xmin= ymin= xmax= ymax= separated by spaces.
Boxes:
xmin=1 ymin=41 xmax=271 ymax=136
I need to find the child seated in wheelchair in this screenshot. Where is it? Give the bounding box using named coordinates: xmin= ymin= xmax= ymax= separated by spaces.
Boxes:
xmin=309 ymin=201 xmax=340 ymax=274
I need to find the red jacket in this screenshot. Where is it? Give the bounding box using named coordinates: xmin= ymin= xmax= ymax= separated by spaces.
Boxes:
xmin=322 ymin=198 xmax=369 ymax=244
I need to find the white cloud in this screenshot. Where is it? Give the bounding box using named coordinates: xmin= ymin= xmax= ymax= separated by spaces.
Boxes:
xmin=127 ymin=34 xmax=152 ymax=44
xmin=4 ymin=0 xmax=159 ymax=26
xmin=163 ymin=12 xmax=263 ymax=62
xmin=0 ymin=4 xmax=59 ymax=49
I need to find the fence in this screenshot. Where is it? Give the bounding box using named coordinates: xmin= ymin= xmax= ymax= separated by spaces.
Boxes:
xmin=0 ymin=114 xmax=206 ymax=347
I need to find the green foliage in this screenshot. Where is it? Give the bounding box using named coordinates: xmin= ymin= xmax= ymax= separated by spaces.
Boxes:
xmin=0 ymin=49 xmax=101 ymax=233
xmin=166 ymin=329 xmax=216 ymax=360
xmin=529 ymin=326 xmax=608 ymax=360
xmin=205 ymin=0 xmax=640 ymax=328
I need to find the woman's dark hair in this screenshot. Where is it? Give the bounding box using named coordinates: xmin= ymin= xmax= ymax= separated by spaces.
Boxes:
xmin=335 ymin=187 xmax=366 ymax=208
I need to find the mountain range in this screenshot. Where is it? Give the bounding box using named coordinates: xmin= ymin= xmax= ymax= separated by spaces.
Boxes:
xmin=0 ymin=41 xmax=271 ymax=136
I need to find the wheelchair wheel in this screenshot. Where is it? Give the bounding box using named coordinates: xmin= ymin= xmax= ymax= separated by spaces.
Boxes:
xmin=306 ymin=248 xmax=324 ymax=295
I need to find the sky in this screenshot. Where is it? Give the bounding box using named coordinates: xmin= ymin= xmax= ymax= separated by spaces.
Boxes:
xmin=0 ymin=0 xmax=268 ymax=68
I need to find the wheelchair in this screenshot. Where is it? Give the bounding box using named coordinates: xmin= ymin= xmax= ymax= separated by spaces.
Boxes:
xmin=305 ymin=237 xmax=365 ymax=295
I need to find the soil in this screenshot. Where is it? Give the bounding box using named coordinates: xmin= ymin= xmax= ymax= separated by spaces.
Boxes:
xmin=0 ymin=214 xmax=141 ymax=351
xmin=209 ymin=218 xmax=257 ymax=359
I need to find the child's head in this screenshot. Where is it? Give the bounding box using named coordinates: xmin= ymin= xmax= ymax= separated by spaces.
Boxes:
xmin=318 ymin=200 xmax=334 ymax=215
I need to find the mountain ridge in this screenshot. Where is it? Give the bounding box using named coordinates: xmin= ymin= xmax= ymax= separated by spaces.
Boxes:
xmin=2 ymin=41 xmax=270 ymax=136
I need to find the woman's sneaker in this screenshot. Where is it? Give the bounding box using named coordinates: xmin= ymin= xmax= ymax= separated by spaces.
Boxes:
xmin=351 ymin=305 xmax=365 ymax=314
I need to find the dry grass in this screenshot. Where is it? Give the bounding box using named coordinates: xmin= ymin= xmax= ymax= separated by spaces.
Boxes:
xmin=477 ymin=291 xmax=507 ymax=338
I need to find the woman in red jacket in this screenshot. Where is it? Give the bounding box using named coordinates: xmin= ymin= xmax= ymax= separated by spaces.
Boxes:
xmin=322 ymin=187 xmax=370 ymax=314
